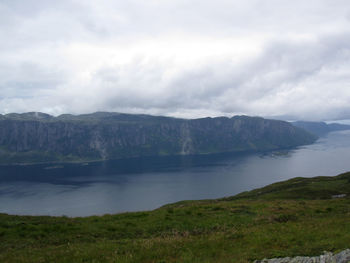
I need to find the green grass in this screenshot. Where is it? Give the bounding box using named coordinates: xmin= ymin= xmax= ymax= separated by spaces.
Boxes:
xmin=1 ymin=172 xmax=350 ymax=262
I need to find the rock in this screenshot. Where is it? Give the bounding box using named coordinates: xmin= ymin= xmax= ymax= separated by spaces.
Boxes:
xmin=334 ymin=249 xmax=350 ymax=262
xmin=332 ymin=194 xmax=346 ymax=199
xmin=254 ymin=249 xmax=350 ymax=263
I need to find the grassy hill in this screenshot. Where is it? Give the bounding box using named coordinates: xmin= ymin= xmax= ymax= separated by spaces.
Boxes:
xmin=1 ymin=172 xmax=350 ymax=262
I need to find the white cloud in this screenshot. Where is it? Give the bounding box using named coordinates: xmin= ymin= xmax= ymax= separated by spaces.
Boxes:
xmin=0 ymin=0 xmax=350 ymax=120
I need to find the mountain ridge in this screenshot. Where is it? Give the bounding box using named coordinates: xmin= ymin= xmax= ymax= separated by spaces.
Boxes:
xmin=292 ymin=120 xmax=350 ymax=136
xmin=0 ymin=112 xmax=317 ymax=164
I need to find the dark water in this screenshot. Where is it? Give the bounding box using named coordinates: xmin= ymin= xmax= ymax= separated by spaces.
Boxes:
xmin=1 ymin=130 xmax=350 ymax=217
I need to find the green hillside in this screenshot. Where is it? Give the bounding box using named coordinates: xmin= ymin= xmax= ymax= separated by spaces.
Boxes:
xmin=1 ymin=172 xmax=350 ymax=262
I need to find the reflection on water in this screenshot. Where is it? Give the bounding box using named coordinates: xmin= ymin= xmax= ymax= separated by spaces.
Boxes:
xmin=1 ymin=131 xmax=350 ymax=217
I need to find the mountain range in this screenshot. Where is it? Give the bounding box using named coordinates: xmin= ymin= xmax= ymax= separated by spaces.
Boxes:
xmin=0 ymin=112 xmax=317 ymax=164
xmin=292 ymin=121 xmax=350 ymax=136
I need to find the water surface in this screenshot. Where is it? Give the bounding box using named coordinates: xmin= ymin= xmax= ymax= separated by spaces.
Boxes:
xmin=1 ymin=131 xmax=350 ymax=217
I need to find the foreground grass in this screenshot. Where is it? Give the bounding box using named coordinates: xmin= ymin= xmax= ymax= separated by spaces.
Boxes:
xmin=1 ymin=172 xmax=350 ymax=262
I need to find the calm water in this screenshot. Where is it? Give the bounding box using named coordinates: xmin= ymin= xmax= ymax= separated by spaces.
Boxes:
xmin=1 ymin=130 xmax=350 ymax=217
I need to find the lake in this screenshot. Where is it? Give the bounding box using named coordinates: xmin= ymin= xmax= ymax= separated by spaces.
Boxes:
xmin=1 ymin=130 xmax=350 ymax=217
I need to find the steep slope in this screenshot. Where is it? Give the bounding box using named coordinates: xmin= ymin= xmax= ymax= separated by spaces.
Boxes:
xmin=292 ymin=121 xmax=350 ymax=136
xmin=0 ymin=112 xmax=317 ymax=164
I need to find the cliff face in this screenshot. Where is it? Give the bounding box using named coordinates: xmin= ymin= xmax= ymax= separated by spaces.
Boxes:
xmin=0 ymin=112 xmax=317 ymax=164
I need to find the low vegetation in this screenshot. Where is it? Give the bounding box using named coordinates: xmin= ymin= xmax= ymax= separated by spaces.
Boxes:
xmin=1 ymin=172 xmax=350 ymax=262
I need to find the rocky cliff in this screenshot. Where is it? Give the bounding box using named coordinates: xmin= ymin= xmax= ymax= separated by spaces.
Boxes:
xmin=0 ymin=112 xmax=317 ymax=164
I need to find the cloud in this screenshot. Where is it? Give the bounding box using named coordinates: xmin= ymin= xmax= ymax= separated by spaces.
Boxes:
xmin=0 ymin=0 xmax=350 ymax=120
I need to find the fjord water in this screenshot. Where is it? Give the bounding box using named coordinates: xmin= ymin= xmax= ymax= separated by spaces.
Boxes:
xmin=1 ymin=130 xmax=350 ymax=217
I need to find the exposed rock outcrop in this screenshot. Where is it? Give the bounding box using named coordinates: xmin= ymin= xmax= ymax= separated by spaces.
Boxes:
xmin=254 ymin=249 xmax=350 ymax=263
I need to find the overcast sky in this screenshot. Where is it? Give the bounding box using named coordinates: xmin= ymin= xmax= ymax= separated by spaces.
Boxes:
xmin=1 ymin=0 xmax=350 ymax=120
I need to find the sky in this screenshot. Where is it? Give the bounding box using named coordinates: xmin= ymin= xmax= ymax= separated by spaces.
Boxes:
xmin=1 ymin=0 xmax=350 ymax=121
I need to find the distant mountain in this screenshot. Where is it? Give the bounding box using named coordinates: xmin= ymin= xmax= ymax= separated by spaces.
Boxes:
xmin=292 ymin=121 xmax=350 ymax=136
xmin=0 ymin=112 xmax=317 ymax=164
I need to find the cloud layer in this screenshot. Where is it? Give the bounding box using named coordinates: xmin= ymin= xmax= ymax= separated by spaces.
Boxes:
xmin=1 ymin=0 xmax=350 ymax=120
